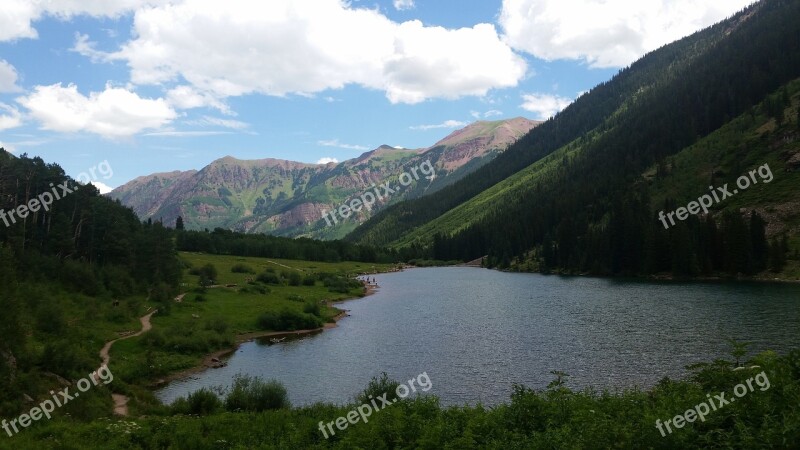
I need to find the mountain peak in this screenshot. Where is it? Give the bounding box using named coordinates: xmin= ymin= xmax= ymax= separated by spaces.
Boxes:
xmin=433 ymin=117 xmax=541 ymax=150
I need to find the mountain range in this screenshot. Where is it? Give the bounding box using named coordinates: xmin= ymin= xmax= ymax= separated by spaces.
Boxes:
xmin=109 ymin=117 xmax=539 ymax=239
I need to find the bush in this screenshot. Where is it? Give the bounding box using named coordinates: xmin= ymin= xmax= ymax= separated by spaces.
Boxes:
xmin=302 ymin=275 xmax=316 ymax=286
xmin=240 ymin=285 xmax=270 ymax=295
xmin=224 ymin=375 xmax=290 ymax=412
xmin=172 ymin=388 xmax=223 ymax=415
xmin=356 ymin=372 xmax=401 ymax=404
xmin=231 ymin=263 xmax=255 ymax=274
xmin=256 ymin=271 xmax=281 ymax=285
xmin=194 ymin=294 xmax=207 ymax=302
xmin=287 ymin=271 xmax=303 ymax=286
xmin=323 ymin=276 xmax=362 ymax=293
xmin=303 ymin=301 xmax=322 ymax=317
xmin=256 ymin=309 xmax=322 ymax=331
xmin=205 ymin=317 xmax=229 ymax=334
xmin=190 ymin=263 xmax=218 ymax=286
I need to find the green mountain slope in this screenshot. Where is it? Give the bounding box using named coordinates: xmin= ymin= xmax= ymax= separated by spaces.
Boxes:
xmin=350 ymin=0 xmax=800 ymax=278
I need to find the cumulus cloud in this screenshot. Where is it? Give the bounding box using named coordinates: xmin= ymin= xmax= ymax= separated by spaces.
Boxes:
xmin=410 ymin=120 xmax=468 ymax=131
xmin=393 ymin=0 xmax=415 ymax=11
xmin=80 ymin=0 xmax=525 ymax=104
xmin=0 ymin=103 xmax=23 ymax=131
xmin=520 ymin=93 xmax=572 ymax=120
xmin=0 ymin=60 xmax=21 ymax=92
xmin=17 ymin=83 xmax=176 ymax=138
xmin=0 ymin=0 xmax=170 ymax=42
xmin=317 ymin=157 xmax=339 ymax=165
xmin=500 ymin=0 xmax=755 ymax=68
xmin=165 ymin=85 xmax=232 ymax=115
xmin=318 ymin=139 xmax=369 ymax=151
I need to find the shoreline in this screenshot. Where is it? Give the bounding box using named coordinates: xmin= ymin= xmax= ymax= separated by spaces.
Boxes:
xmin=150 ymin=280 xmax=381 ymax=389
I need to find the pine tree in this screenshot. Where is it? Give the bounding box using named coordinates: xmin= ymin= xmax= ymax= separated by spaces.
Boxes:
xmin=176 ymin=216 xmax=185 ymax=231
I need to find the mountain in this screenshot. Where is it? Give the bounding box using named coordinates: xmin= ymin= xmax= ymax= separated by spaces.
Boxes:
xmin=348 ymin=0 xmax=800 ymax=278
xmin=109 ymin=118 xmax=539 ymax=239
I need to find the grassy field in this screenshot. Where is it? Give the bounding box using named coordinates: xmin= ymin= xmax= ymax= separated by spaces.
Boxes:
xmin=105 ymin=253 xmax=397 ymax=412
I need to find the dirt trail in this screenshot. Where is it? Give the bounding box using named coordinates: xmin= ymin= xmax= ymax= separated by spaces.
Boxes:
xmin=99 ymin=309 xmax=157 ymax=416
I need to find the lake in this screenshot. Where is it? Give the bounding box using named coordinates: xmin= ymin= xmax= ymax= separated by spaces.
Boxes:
xmin=156 ymin=267 xmax=800 ymax=407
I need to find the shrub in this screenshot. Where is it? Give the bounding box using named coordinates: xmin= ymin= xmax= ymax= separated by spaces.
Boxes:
xmin=194 ymin=294 xmax=207 ymax=302
xmin=256 ymin=271 xmax=281 ymax=285
xmin=357 ymin=372 xmax=401 ymax=404
xmin=303 ymin=301 xmax=322 ymax=317
xmin=256 ymin=309 xmax=322 ymax=331
xmin=323 ymin=276 xmax=362 ymax=293
xmin=205 ymin=317 xmax=229 ymax=334
xmin=302 ymin=275 xmax=316 ymax=286
xmin=287 ymin=271 xmax=302 ymax=286
xmin=231 ymin=263 xmax=255 ymax=274
xmin=240 ymin=285 xmax=270 ymax=295
xmin=172 ymin=388 xmax=223 ymax=415
xmin=224 ymin=375 xmax=290 ymax=412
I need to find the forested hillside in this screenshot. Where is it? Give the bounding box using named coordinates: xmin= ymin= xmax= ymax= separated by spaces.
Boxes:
xmin=0 ymin=149 xmax=183 ymax=417
xmin=349 ymin=0 xmax=800 ymax=278
xmin=0 ymin=150 xmax=399 ymax=421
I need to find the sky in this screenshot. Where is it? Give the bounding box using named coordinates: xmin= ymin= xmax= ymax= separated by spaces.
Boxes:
xmin=0 ymin=0 xmax=755 ymax=192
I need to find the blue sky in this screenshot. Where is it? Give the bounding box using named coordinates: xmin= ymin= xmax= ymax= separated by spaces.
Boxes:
xmin=0 ymin=0 xmax=754 ymax=191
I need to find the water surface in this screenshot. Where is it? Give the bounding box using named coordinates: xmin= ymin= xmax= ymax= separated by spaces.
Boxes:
xmin=157 ymin=268 xmax=800 ymax=406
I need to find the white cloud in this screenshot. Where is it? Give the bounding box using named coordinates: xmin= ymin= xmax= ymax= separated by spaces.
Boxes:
xmin=384 ymin=21 xmax=526 ymax=103
xmin=393 ymin=0 xmax=415 ymax=11
xmin=520 ymin=93 xmax=572 ymax=120
xmin=410 ymin=120 xmax=468 ymax=131
xmin=86 ymin=0 xmax=525 ymax=104
xmin=0 ymin=137 xmax=48 ymax=153
xmin=0 ymin=103 xmax=23 ymax=131
xmin=471 ymin=109 xmax=504 ymax=119
xmin=500 ymin=0 xmax=755 ymax=68
xmin=144 ymin=130 xmax=233 ymax=137
xmin=318 ymin=139 xmax=369 ymax=151
xmin=165 ymin=85 xmax=232 ymax=114
xmin=186 ymin=116 xmax=249 ymax=130
xmin=17 ymin=83 xmax=176 ymax=138
xmin=0 ymin=60 xmax=21 ymax=92
xmin=317 ymin=157 xmax=339 ymax=165
xmin=90 ymin=181 xmax=114 ymax=194
xmin=0 ymin=0 xmax=170 ymax=42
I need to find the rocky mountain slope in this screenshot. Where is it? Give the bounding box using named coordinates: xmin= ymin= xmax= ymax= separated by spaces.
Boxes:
xmin=109 ymin=118 xmax=539 ymax=239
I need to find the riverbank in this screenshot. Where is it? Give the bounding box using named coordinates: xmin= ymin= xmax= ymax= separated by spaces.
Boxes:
xmin=150 ymin=279 xmax=382 ymax=390
xmin=502 ymin=258 xmax=800 ymax=284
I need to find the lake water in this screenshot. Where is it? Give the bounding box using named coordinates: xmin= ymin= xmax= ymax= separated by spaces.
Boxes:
xmin=156 ymin=267 xmax=800 ymax=407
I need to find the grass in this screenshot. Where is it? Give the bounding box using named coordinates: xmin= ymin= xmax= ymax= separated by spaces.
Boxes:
xmin=107 ymin=253 xmax=395 ymax=388
xmin=6 ymin=348 xmax=800 ymax=449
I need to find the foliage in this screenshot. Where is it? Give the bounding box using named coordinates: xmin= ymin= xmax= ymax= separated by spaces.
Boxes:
xmin=223 ymin=375 xmax=291 ymax=412
xmin=256 ymin=309 xmax=323 ymax=331
xmin=8 ymin=348 xmax=800 ymax=449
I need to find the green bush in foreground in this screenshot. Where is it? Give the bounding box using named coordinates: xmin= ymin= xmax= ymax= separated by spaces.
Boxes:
xmin=6 ymin=348 xmax=800 ymax=449
xmin=224 ymin=375 xmax=291 ymax=412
